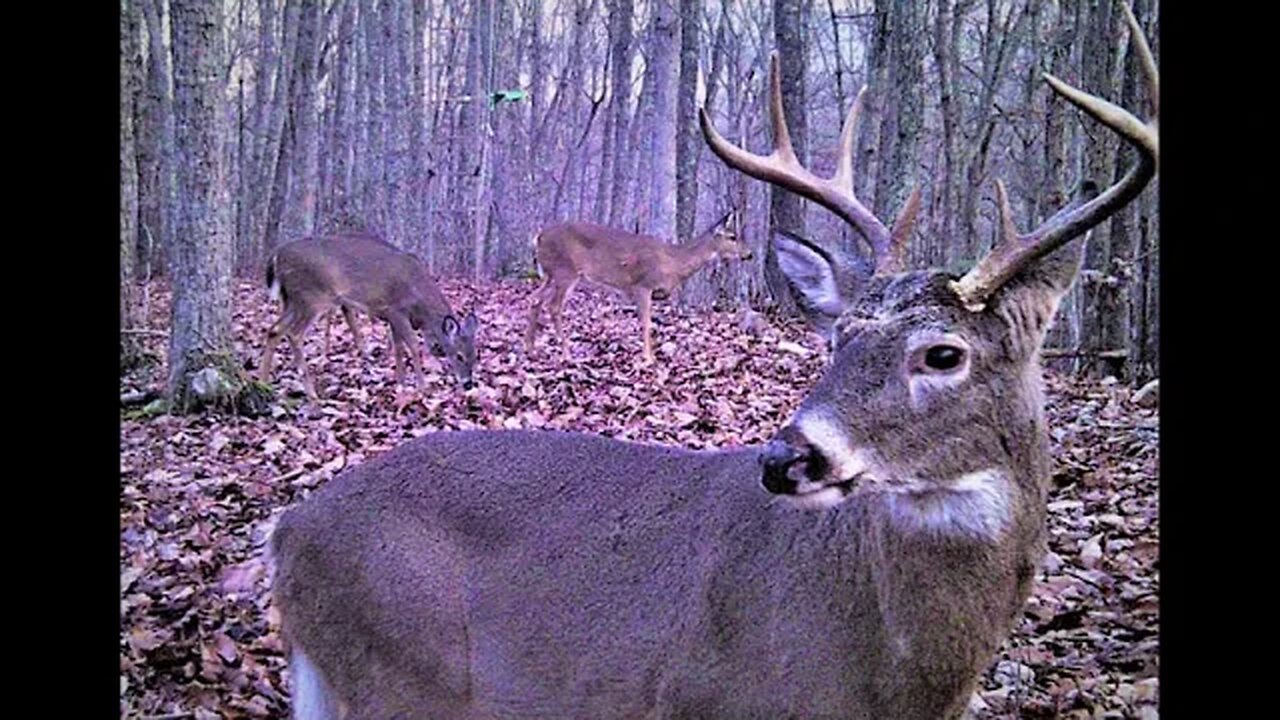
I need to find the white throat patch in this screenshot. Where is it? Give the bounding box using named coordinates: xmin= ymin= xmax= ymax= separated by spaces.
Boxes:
xmin=888 ymin=468 xmax=1012 ymax=541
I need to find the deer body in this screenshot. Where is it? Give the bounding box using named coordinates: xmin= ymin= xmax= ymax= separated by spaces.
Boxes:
xmin=273 ymin=421 xmax=1042 ymax=720
xmin=260 ymin=234 xmax=478 ymax=398
xmin=272 ymin=6 xmax=1156 ymax=717
xmin=525 ymin=215 xmax=750 ymax=363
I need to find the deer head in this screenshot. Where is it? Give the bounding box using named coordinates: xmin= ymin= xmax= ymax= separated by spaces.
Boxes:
xmin=700 ymin=2 xmax=1157 ymax=509
xmin=418 ymin=311 xmax=480 ymax=390
xmin=708 ymin=209 xmax=754 ymax=262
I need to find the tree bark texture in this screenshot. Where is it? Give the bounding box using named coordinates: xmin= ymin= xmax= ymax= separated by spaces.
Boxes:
xmin=167 ymin=0 xmax=234 ymax=408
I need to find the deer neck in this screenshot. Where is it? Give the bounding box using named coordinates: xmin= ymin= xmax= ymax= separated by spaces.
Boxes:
xmin=669 ymin=234 xmax=720 ymax=283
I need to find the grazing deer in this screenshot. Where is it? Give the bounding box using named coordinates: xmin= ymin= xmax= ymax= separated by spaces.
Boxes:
xmin=524 ymin=210 xmax=752 ymax=363
xmin=259 ymin=234 xmax=479 ymax=399
xmin=270 ymin=5 xmax=1156 ymax=717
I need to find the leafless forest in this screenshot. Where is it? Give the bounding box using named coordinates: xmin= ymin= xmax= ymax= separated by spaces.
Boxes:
xmin=120 ymin=0 xmax=1160 ymax=717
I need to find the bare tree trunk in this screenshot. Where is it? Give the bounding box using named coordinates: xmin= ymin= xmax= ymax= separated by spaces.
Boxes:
xmin=1044 ymin=0 xmax=1085 ymax=367
xmin=606 ymin=0 xmax=634 ymax=227
xmin=248 ymin=0 xmax=278 ymax=259
xmin=1079 ymin=0 xmax=1118 ymax=376
xmin=674 ymin=0 xmax=700 ymax=244
xmin=872 ymin=0 xmax=923 ymax=263
xmin=168 ymin=0 xmax=233 ymax=409
xmin=284 ymin=0 xmax=323 ymax=241
xmin=410 ymin=0 xmax=427 ymax=256
xmin=930 ymin=0 xmax=973 ymax=267
xmin=855 ymin=0 xmax=888 ymax=210
xmin=462 ymin=0 xmax=495 ymax=278
xmin=330 ymin=0 xmax=358 ymax=223
xmin=361 ymin=0 xmax=386 ymax=232
xmin=646 ymin=0 xmax=679 ymax=241
xmin=767 ymin=0 xmax=808 ymax=316
xmin=234 ymin=0 xmax=250 ymax=273
xmin=122 ymin=0 xmax=142 ymax=365
xmin=381 ymin=0 xmax=410 ymax=247
xmin=139 ymin=0 xmax=176 ymax=275
xmin=261 ymin=0 xmax=302 ymax=254
xmin=1100 ymin=0 xmax=1151 ymax=381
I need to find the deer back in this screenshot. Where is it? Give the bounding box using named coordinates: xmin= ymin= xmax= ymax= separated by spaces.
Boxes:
xmin=273 ymin=235 xmax=424 ymax=315
xmin=272 ymin=414 xmax=1040 ymax=718
xmin=536 ymin=222 xmax=678 ymax=290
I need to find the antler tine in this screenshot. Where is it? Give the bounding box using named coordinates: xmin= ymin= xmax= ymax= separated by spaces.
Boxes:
xmin=831 ymin=85 xmax=868 ymax=191
xmin=879 ymin=186 xmax=922 ymax=274
xmin=951 ymin=2 xmax=1158 ymax=310
xmin=995 ymin=179 xmax=1019 ymax=246
xmin=766 ymin=54 xmax=798 ymax=166
xmin=700 ymin=55 xmax=895 ymax=266
xmin=1121 ymin=1 xmax=1158 ymax=118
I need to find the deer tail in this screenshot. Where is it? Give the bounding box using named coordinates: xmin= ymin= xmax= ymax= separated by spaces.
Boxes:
xmin=531 ymin=231 xmax=544 ymax=279
xmin=265 ymin=253 xmax=283 ymax=303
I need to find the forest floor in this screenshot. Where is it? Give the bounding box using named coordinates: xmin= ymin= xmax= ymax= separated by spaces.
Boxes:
xmin=120 ymin=279 xmax=1159 ymax=719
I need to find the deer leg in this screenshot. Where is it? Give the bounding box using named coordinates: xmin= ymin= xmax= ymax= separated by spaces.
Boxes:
xmin=524 ymin=280 xmax=552 ymax=351
xmin=388 ymin=313 xmax=426 ymax=390
xmin=341 ymin=305 xmax=364 ymax=358
xmin=635 ymin=288 xmax=655 ymax=364
xmin=281 ymin=306 xmax=321 ymax=400
xmin=323 ymin=309 xmax=334 ymax=357
xmin=260 ymin=315 xmax=288 ymax=383
xmin=549 ymin=278 xmax=579 ymax=358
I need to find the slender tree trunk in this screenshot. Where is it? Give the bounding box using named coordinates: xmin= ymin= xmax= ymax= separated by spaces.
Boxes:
xmin=140 ymin=0 xmax=176 ymax=276
xmin=330 ymin=0 xmax=357 ymax=222
xmin=1100 ymin=0 xmax=1150 ymax=381
xmin=873 ymin=0 xmax=923 ymax=264
xmin=410 ymin=0 xmax=427 ymax=256
xmin=606 ymin=0 xmax=634 ymax=227
xmin=382 ymin=0 xmax=410 ymax=247
xmin=1079 ymin=0 xmax=1118 ymax=375
xmin=767 ymin=0 xmax=808 ymax=315
xmin=236 ymin=16 xmax=250 ymax=274
xmin=284 ymin=0 xmax=322 ymax=240
xmin=361 ymin=0 xmax=386 ymax=232
xmin=168 ymin=0 xmax=234 ymax=409
xmin=122 ymin=0 xmax=142 ymax=364
xmin=261 ymin=0 xmax=302 ymax=254
xmin=646 ymin=1 xmax=679 ymax=241
xmin=855 ymin=0 xmax=888 ymax=211
xmin=932 ymin=0 xmax=953 ymax=266
xmin=674 ymin=0 xmax=700 ymax=244
xmin=249 ymin=0 xmax=278 ymax=255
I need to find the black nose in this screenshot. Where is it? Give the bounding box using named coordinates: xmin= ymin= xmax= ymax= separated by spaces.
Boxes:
xmin=462 ymin=379 xmax=476 ymax=390
xmin=760 ymin=439 xmax=808 ymax=494
xmin=745 ymin=252 xmax=754 ymax=260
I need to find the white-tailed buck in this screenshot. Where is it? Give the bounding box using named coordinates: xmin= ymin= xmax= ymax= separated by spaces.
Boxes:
xmin=271 ymin=5 xmax=1157 ymax=717
xmin=260 ymin=234 xmax=479 ymax=399
xmin=524 ymin=211 xmax=752 ymax=363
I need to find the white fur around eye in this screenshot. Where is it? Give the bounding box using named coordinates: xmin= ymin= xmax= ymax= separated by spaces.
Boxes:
xmin=904 ymin=332 xmax=971 ymax=409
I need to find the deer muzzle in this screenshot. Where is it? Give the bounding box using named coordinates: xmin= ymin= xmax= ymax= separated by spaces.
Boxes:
xmin=759 ymin=433 xmax=830 ymax=495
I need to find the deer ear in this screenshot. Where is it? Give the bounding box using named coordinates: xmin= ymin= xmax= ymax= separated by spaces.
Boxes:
xmin=441 ymin=316 xmax=460 ymax=338
xmin=773 ymin=231 xmax=852 ymax=335
xmin=461 ymin=313 xmax=479 ymax=336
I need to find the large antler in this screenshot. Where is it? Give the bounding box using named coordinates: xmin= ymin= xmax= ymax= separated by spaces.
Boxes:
xmin=952 ymin=2 xmax=1158 ymax=310
xmin=699 ymin=54 xmax=913 ymax=274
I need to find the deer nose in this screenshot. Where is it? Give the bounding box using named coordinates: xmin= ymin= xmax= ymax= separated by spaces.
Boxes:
xmin=760 ymin=438 xmax=808 ymax=494
xmin=462 ymin=378 xmax=476 ymax=390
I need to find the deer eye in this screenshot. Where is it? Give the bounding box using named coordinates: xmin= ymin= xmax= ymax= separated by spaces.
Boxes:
xmin=923 ymin=345 xmax=965 ymax=372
